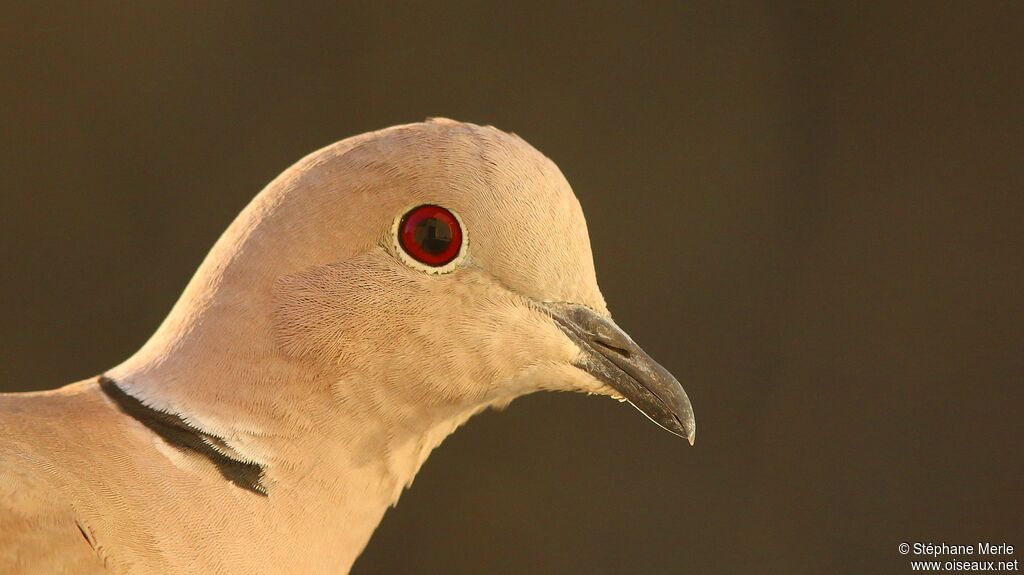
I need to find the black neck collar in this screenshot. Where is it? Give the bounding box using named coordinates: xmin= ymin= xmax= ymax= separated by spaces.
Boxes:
xmin=98 ymin=376 xmax=267 ymax=496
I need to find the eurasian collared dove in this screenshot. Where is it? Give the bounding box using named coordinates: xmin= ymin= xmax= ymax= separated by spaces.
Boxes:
xmin=0 ymin=119 xmax=695 ymax=574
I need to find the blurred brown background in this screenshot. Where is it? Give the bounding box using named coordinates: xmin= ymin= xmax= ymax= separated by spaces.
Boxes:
xmin=1 ymin=3 xmax=1021 ymax=574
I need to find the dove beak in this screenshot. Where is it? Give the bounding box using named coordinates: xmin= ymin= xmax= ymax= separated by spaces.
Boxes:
xmin=539 ymin=302 xmax=696 ymax=444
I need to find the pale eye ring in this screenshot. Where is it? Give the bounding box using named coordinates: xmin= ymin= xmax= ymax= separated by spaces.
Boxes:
xmin=393 ymin=205 xmax=467 ymax=273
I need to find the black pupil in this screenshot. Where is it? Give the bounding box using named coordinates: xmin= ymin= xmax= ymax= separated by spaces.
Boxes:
xmin=413 ymin=217 xmax=452 ymax=254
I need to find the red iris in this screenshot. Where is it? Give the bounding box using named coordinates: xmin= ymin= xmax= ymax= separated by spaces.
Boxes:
xmin=398 ymin=205 xmax=463 ymax=267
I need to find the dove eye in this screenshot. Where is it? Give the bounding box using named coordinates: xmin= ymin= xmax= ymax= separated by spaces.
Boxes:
xmin=396 ymin=205 xmax=465 ymax=270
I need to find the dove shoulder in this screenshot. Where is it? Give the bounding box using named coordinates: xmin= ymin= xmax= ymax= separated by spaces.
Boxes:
xmin=0 ymin=383 xmax=111 ymax=574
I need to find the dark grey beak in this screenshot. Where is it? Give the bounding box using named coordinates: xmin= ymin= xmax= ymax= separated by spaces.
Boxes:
xmin=541 ymin=302 xmax=696 ymax=444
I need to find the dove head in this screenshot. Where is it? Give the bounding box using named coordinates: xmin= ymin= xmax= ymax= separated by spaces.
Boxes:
xmin=265 ymin=119 xmax=625 ymax=409
xmin=113 ymin=119 xmax=693 ymax=453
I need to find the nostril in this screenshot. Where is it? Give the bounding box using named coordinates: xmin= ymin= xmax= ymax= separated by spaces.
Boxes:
xmin=593 ymin=338 xmax=631 ymax=358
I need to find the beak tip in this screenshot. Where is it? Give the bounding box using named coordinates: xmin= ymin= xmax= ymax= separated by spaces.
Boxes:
xmin=672 ymin=415 xmax=696 ymax=445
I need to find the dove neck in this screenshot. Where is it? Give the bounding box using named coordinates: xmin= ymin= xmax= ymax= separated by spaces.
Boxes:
xmin=106 ymin=311 xmax=497 ymax=572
